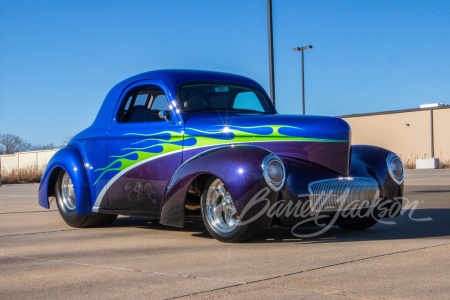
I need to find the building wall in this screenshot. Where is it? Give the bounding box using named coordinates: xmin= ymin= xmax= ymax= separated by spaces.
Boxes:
xmin=1 ymin=154 xmax=18 ymax=173
xmin=0 ymin=149 xmax=59 ymax=174
xmin=432 ymin=108 xmax=450 ymax=162
xmin=341 ymin=107 xmax=450 ymax=166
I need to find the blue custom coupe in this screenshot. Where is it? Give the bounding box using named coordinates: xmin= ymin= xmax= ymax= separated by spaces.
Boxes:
xmin=38 ymin=70 xmax=404 ymax=242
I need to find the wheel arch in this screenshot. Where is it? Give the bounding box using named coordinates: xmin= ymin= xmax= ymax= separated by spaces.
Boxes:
xmin=38 ymin=147 xmax=94 ymax=215
xmin=184 ymin=173 xmax=216 ymax=210
xmin=159 ymin=145 xmax=278 ymax=228
xmin=47 ymin=166 xmax=63 ymax=199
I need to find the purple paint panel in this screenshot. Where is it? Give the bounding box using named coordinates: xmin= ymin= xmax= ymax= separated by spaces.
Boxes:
xmin=106 ymin=153 xmax=182 ymax=211
xmin=182 ymin=140 xmax=350 ymax=176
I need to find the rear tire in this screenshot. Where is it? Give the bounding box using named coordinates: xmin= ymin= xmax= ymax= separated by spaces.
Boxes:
xmin=55 ymin=170 xmax=117 ymax=228
xmin=201 ymin=177 xmax=259 ymax=243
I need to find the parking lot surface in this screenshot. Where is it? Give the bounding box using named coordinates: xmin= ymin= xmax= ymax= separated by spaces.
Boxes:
xmin=1 ymin=169 xmax=449 ymax=299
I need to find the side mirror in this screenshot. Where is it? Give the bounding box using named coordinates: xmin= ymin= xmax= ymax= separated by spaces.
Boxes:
xmin=159 ymin=110 xmax=175 ymax=124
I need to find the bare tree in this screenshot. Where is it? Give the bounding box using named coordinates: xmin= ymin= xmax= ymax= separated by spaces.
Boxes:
xmin=63 ymin=133 xmax=78 ymax=146
xmin=29 ymin=143 xmax=60 ymax=151
xmin=0 ymin=134 xmax=31 ymax=154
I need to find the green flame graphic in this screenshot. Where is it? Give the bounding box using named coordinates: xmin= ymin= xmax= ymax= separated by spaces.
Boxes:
xmin=93 ymin=125 xmax=347 ymax=185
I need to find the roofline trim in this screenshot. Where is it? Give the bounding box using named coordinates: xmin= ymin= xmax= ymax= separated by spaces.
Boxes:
xmin=337 ymin=105 xmax=450 ymax=118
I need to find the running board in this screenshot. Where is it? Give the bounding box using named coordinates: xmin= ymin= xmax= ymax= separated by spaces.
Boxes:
xmin=98 ymin=208 xmax=160 ymax=219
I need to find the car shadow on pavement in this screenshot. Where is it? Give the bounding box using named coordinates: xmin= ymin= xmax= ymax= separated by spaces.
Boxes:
xmin=407 ymin=190 xmax=450 ymax=193
xmin=248 ymin=208 xmax=450 ymax=244
xmin=108 ymin=208 xmax=450 ymax=244
xmin=112 ymin=216 xmax=208 ymax=234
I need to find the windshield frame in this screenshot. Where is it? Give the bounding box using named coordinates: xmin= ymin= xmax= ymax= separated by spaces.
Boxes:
xmin=176 ymin=81 xmax=277 ymax=115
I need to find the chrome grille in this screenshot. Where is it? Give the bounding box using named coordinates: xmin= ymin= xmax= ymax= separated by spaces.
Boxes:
xmin=308 ymin=177 xmax=380 ymax=212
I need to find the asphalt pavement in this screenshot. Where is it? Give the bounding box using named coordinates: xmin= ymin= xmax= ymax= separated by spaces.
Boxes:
xmin=0 ymin=169 xmax=449 ymax=299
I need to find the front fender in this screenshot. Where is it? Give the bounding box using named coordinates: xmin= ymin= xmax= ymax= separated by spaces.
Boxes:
xmin=38 ymin=147 xmax=94 ymax=215
xmin=275 ymin=145 xmax=404 ymax=226
xmin=349 ymin=145 xmax=404 ymax=201
xmin=160 ymin=145 xmax=278 ymax=228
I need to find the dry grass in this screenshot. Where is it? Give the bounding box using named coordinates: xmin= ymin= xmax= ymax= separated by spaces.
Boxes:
xmin=439 ymin=158 xmax=450 ymax=169
xmin=438 ymin=151 xmax=450 ymax=169
xmin=400 ymin=153 xmax=422 ymax=170
xmin=1 ymin=165 xmax=45 ymax=184
xmin=400 ymin=152 xmax=449 ymax=169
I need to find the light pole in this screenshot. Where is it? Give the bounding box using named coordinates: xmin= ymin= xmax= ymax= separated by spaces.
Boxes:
xmin=293 ymin=45 xmax=313 ymax=115
xmin=267 ymin=0 xmax=275 ymax=106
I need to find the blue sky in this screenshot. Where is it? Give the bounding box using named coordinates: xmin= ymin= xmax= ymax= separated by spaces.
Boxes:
xmin=0 ymin=0 xmax=449 ymax=145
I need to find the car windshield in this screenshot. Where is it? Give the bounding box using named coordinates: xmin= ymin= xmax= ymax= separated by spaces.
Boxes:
xmin=178 ymin=83 xmax=275 ymax=114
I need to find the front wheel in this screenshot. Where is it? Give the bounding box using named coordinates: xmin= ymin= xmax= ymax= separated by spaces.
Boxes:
xmin=201 ymin=177 xmax=259 ymax=243
xmin=55 ymin=170 xmax=117 ymax=228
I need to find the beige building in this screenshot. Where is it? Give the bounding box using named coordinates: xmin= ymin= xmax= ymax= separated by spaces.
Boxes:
xmin=340 ymin=105 xmax=450 ymax=168
xmin=0 ymin=149 xmax=59 ymax=173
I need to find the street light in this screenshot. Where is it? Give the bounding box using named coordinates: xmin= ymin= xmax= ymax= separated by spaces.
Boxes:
xmin=267 ymin=0 xmax=275 ymax=106
xmin=293 ymin=45 xmax=313 ymax=115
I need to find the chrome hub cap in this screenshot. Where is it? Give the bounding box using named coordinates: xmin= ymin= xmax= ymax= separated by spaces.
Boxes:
xmin=205 ymin=179 xmax=240 ymax=233
xmin=61 ymin=172 xmax=76 ymax=211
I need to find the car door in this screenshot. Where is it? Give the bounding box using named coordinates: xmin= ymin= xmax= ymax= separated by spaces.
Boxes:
xmin=105 ymin=80 xmax=184 ymax=212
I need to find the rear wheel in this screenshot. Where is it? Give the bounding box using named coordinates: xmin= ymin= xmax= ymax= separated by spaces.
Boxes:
xmin=201 ymin=177 xmax=259 ymax=243
xmin=55 ymin=170 xmax=117 ymax=228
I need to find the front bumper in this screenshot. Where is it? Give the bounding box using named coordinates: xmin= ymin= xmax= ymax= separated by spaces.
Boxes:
xmin=274 ymin=156 xmax=403 ymax=227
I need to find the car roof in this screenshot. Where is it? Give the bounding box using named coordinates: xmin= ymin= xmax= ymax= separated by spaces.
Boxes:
xmin=92 ymin=69 xmax=269 ymax=127
xmin=127 ymin=69 xmax=264 ymax=89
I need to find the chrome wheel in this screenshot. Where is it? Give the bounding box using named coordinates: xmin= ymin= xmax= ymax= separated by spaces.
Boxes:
xmin=61 ymin=172 xmax=76 ymax=211
xmin=205 ymin=178 xmax=240 ymax=233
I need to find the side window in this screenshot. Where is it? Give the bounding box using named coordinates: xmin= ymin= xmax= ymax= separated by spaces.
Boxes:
xmin=134 ymin=93 xmax=149 ymax=106
xmin=150 ymin=95 xmax=169 ymax=111
xmin=233 ymin=92 xmax=264 ymax=112
xmin=123 ymin=96 xmax=132 ymax=111
xmin=119 ymin=86 xmax=170 ymax=123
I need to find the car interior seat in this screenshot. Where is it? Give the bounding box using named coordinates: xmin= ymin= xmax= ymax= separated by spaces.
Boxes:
xmin=128 ymin=105 xmax=154 ymax=122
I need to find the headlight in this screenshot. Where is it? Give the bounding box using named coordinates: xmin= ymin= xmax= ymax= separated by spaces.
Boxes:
xmin=262 ymin=154 xmax=285 ymax=191
xmin=387 ymin=153 xmax=404 ymax=184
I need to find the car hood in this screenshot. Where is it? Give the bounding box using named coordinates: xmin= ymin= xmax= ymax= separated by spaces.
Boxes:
xmin=183 ymin=113 xmax=351 ymax=175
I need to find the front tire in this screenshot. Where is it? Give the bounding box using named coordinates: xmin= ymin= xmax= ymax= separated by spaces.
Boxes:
xmin=55 ymin=170 xmax=117 ymax=228
xmin=338 ymin=218 xmax=378 ymax=230
xmin=201 ymin=177 xmax=259 ymax=243
xmin=338 ymin=206 xmax=380 ymax=230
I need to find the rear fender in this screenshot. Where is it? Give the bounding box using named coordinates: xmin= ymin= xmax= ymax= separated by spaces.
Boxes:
xmin=38 ymin=147 xmax=94 ymax=215
xmin=160 ymin=145 xmax=278 ymax=228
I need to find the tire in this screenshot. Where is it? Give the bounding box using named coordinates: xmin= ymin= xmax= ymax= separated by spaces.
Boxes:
xmin=338 ymin=207 xmax=380 ymax=230
xmin=338 ymin=218 xmax=378 ymax=230
xmin=55 ymin=170 xmax=117 ymax=228
xmin=200 ymin=177 xmax=259 ymax=243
